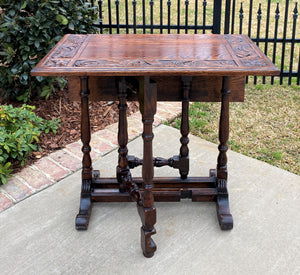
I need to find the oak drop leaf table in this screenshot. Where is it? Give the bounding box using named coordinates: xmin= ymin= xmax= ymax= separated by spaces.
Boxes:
xmin=32 ymin=34 xmax=279 ymax=257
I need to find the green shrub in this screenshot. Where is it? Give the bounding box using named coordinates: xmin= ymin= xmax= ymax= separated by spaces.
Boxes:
xmin=0 ymin=0 xmax=97 ymax=102
xmin=0 ymin=104 xmax=60 ymax=184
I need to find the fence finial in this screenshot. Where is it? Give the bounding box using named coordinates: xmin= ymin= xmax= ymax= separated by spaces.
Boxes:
xmin=257 ymin=3 xmax=262 ymax=20
xmin=239 ymin=2 xmax=244 ymax=20
xmin=275 ymin=2 xmax=280 ymax=19
xmin=293 ymin=2 xmax=298 ymax=19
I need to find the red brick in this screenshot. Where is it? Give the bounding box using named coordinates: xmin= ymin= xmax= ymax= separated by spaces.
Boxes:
xmin=65 ymin=142 xmax=83 ymax=158
xmin=17 ymin=167 xmax=52 ymax=190
xmin=127 ymin=118 xmax=143 ymax=139
xmin=65 ymin=141 xmax=98 ymax=160
xmin=105 ymin=122 xmax=119 ymax=134
xmin=130 ymin=111 xmax=142 ymax=120
xmin=164 ymin=104 xmax=182 ymax=114
xmin=0 ymin=192 xmax=13 ymax=212
xmin=155 ymin=108 xmax=177 ymax=122
xmin=128 ymin=128 xmax=141 ymax=140
xmin=35 ymin=157 xmax=69 ymax=182
xmin=90 ymin=135 xmax=115 ymax=155
xmin=156 ymin=102 xmax=170 ymax=112
xmin=92 ymin=129 xmax=118 ymax=145
xmin=157 ymin=101 xmax=179 ymax=108
xmin=128 ymin=117 xmax=143 ymax=132
xmin=153 ymin=115 xmax=162 ymax=126
xmin=49 ymin=150 xmax=81 ymax=172
xmin=1 ymin=177 xmax=33 ymax=202
xmin=158 ymin=102 xmax=181 ymax=112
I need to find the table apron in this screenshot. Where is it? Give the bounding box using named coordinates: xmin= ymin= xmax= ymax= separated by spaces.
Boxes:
xmin=67 ymin=75 xmax=245 ymax=102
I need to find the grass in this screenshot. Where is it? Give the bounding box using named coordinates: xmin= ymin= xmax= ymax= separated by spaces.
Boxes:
xmin=168 ymin=82 xmax=300 ymax=175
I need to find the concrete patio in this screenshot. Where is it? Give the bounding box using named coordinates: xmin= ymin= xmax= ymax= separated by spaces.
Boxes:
xmin=0 ymin=125 xmax=299 ymax=275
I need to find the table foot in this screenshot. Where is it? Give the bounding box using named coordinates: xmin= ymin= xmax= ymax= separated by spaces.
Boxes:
xmin=138 ymin=204 xmax=157 ymax=258
xmin=75 ymin=179 xmax=92 ymax=230
xmin=75 ymin=210 xmax=90 ymax=230
xmin=216 ymin=198 xmax=233 ymax=230
xmin=142 ymin=230 xmax=157 ymax=258
xmin=216 ymin=179 xmax=233 ymax=230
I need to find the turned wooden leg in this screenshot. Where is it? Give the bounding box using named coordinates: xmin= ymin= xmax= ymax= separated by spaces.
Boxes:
xmin=76 ymin=76 xmax=93 ymax=230
xmin=216 ymin=76 xmax=233 ymax=230
xmin=116 ymin=77 xmax=143 ymax=204
xmin=137 ymin=76 xmax=157 ymax=258
xmin=116 ymin=77 xmax=130 ymax=193
xmin=179 ymin=76 xmax=192 ymax=179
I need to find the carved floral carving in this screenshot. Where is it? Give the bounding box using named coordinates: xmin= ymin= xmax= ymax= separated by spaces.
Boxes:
xmin=44 ymin=35 xmax=87 ymax=67
xmin=52 ymin=35 xmax=87 ymax=58
xmin=225 ymin=35 xmax=267 ymax=66
xmin=231 ymin=44 xmax=259 ymax=58
xmin=240 ymin=59 xmax=269 ymax=67
xmin=45 ymin=59 xmax=70 ymax=67
xmin=224 ymin=35 xmax=245 ymax=45
xmin=73 ymin=59 xmax=237 ymax=68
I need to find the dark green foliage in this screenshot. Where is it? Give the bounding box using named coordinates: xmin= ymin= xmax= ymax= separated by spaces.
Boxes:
xmin=0 ymin=0 xmax=97 ymax=102
xmin=0 ymin=104 xmax=61 ymax=184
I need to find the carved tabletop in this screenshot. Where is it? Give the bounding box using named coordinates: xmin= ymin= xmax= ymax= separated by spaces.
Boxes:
xmin=31 ymin=34 xmax=279 ymax=77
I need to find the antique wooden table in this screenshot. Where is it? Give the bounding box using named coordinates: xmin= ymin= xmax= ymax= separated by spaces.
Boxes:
xmin=32 ymin=34 xmax=279 ymax=257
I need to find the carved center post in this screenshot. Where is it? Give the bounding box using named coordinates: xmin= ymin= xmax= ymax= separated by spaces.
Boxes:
xmin=137 ymin=76 xmax=157 ymax=258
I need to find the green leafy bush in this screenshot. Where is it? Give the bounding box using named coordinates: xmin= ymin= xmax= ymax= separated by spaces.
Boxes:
xmin=0 ymin=0 xmax=97 ymax=102
xmin=0 ymin=104 xmax=60 ymax=184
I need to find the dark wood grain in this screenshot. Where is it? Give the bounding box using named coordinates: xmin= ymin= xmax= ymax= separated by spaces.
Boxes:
xmin=91 ymin=188 xmax=218 ymax=202
xmin=216 ymin=77 xmax=233 ymax=230
xmin=179 ymin=76 xmax=192 ymax=179
xmin=116 ymin=77 xmax=142 ymax=204
xmin=116 ymin=77 xmax=129 ymax=193
xmin=138 ymin=76 xmax=157 ymax=258
xmin=32 ymin=34 xmax=280 ymax=77
xmin=93 ymin=176 xmax=216 ymax=189
xmin=75 ymin=76 xmax=93 ymax=230
xmin=67 ymin=75 xmax=246 ymax=102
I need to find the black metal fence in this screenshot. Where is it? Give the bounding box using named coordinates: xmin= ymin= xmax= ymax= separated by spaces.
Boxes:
xmin=223 ymin=0 xmax=299 ymax=85
xmin=92 ymin=0 xmax=220 ymax=34
xmin=85 ymin=0 xmax=299 ymax=85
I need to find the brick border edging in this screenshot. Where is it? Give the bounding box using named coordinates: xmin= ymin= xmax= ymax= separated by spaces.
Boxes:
xmin=0 ymin=102 xmax=181 ymax=213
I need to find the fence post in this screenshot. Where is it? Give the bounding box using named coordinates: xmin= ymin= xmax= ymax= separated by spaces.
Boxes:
xmin=213 ymin=0 xmax=222 ymax=34
xmin=224 ymin=0 xmax=231 ymax=34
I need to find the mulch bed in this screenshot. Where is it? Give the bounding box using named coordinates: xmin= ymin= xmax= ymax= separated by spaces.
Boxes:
xmin=2 ymin=88 xmax=139 ymax=173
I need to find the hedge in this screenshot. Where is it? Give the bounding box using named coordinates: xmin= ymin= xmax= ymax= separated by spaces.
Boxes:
xmin=0 ymin=0 xmax=97 ymax=102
